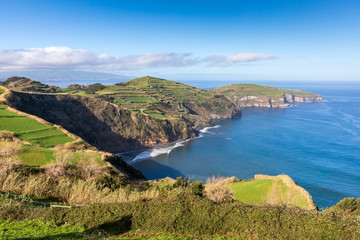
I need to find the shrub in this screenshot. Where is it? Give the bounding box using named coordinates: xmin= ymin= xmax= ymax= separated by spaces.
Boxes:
xmin=205 ymin=185 xmax=233 ymax=204
xmin=0 ymin=140 xmax=21 ymax=161
xmin=173 ymin=176 xmax=190 ymax=188
xmin=336 ymin=198 xmax=360 ymax=214
xmin=190 ymin=181 xmax=204 ymax=197
xmin=85 ymin=83 xmax=105 ymax=94
xmin=0 ymin=131 xmax=18 ymax=142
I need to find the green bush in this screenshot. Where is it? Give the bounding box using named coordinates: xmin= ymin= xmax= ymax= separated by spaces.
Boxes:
xmin=173 ymin=177 xmax=190 ymax=188
xmin=85 ymin=83 xmax=105 ymax=93
xmin=190 ymin=181 xmax=204 ymax=197
xmin=335 ymin=197 xmax=360 ymax=214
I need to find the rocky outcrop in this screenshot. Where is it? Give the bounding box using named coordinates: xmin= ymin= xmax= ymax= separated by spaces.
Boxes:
xmin=213 ymin=84 xmax=323 ymax=109
xmin=183 ymin=95 xmax=241 ymax=119
xmin=4 ymin=91 xmax=196 ymax=153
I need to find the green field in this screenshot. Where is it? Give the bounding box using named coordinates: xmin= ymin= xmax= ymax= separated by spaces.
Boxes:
xmin=0 ymin=220 xmax=85 ymax=240
xmin=15 ymin=145 xmax=103 ymax=166
xmin=230 ymin=178 xmax=309 ymax=208
xmin=0 ymin=105 xmax=75 ymax=148
xmin=60 ymin=76 xmax=217 ymax=120
xmin=230 ymin=179 xmax=274 ymax=205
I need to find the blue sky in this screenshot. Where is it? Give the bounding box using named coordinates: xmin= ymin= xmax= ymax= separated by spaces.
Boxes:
xmin=0 ymin=0 xmax=359 ymax=81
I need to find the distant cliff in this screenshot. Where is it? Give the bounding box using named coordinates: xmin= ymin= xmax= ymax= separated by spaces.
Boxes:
xmin=213 ymin=84 xmax=323 ymax=108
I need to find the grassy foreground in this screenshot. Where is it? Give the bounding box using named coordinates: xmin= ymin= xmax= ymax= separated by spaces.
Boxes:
xmin=1 ymin=192 xmax=360 ymax=239
xmin=0 ymin=161 xmax=359 ymax=239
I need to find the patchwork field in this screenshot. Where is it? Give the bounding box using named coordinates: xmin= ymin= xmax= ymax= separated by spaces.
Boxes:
xmin=68 ymin=76 xmax=217 ymax=120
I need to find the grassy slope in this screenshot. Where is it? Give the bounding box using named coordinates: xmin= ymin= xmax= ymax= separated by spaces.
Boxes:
xmin=0 ymin=105 xmax=74 ymax=148
xmin=230 ymin=178 xmax=309 ymax=208
xmin=0 ymin=104 xmax=102 ymax=166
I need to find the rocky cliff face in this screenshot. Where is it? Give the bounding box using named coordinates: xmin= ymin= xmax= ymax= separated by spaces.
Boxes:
xmin=183 ymin=95 xmax=241 ymax=120
xmin=225 ymin=93 xmax=323 ymax=108
xmin=5 ymin=91 xmax=196 ymax=153
xmin=213 ymin=84 xmax=323 ymax=109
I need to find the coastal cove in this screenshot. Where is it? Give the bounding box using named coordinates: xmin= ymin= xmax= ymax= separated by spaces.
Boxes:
xmin=125 ymin=81 xmax=360 ymax=209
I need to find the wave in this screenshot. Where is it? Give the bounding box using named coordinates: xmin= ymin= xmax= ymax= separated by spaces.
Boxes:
xmin=132 ymin=140 xmax=189 ymax=162
xmin=199 ymin=125 xmax=221 ymax=136
xmin=133 ymin=125 xmax=221 ymax=162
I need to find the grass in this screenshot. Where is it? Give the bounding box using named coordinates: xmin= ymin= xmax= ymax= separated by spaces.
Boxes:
xmin=1 ymin=192 xmax=359 ymax=239
xmin=230 ymin=178 xmax=310 ymax=208
xmin=230 ymin=179 xmax=273 ymax=205
xmin=0 ymin=105 xmax=75 ymax=148
xmin=59 ymin=88 xmax=76 ymax=94
xmin=18 ymin=145 xmax=55 ymax=166
xmin=216 ymin=84 xmax=284 ymax=96
xmin=143 ymin=110 xmax=168 ymax=119
xmin=125 ymin=96 xmax=156 ymax=103
xmin=0 ymin=218 xmax=191 ymax=240
xmin=14 ymin=145 xmax=103 ymax=166
xmin=0 ymin=219 xmax=85 ymax=239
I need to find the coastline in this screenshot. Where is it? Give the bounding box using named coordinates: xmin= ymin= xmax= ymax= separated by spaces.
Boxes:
xmin=119 ymin=98 xmax=325 ymax=163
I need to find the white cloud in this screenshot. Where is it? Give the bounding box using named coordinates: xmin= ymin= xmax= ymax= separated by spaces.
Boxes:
xmin=204 ymin=53 xmax=277 ymax=65
xmin=0 ymin=47 xmax=276 ymax=70
xmin=0 ymin=47 xmax=195 ymax=70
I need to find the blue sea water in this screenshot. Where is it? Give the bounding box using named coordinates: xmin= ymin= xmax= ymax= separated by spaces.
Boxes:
xmin=125 ymin=81 xmax=360 ymax=209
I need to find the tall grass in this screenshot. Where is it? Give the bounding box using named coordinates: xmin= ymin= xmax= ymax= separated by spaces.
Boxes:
xmin=0 ymin=160 xmax=160 ymax=205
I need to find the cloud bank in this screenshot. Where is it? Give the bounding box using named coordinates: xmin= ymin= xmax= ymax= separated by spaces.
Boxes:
xmin=204 ymin=53 xmax=277 ymax=65
xmin=0 ymin=47 xmax=276 ymax=70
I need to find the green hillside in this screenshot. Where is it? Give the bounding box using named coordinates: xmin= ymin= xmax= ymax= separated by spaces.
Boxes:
xmin=230 ymin=178 xmax=310 ymax=209
xmin=215 ymin=83 xmax=283 ymax=97
xmin=0 ymin=105 xmax=74 ymax=148
xmin=0 ymin=103 xmax=102 ymax=166
xmin=73 ymin=76 xmax=215 ymax=120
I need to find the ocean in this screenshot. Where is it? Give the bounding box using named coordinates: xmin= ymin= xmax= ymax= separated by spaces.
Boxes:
xmin=122 ymin=81 xmax=360 ymax=209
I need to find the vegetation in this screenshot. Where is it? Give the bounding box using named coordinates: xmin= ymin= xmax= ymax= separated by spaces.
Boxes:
xmin=282 ymin=88 xmax=322 ymax=97
xmin=0 ymin=105 xmax=75 ymax=148
xmin=230 ymin=178 xmax=310 ymax=208
xmin=0 ymin=77 xmax=61 ymax=93
xmin=60 ymin=76 xmax=227 ymax=121
xmin=0 ymin=156 xmax=358 ymax=239
xmin=85 ymin=83 xmax=106 ymax=94
xmin=215 ymin=84 xmax=283 ymax=97
xmin=0 ymin=189 xmax=360 ymax=239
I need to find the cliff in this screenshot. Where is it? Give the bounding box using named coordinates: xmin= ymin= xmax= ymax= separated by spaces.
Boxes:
xmin=1 ymin=76 xmax=241 ymax=153
xmin=213 ymin=84 xmax=323 ymax=108
xmin=4 ymin=91 xmax=195 ymax=153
